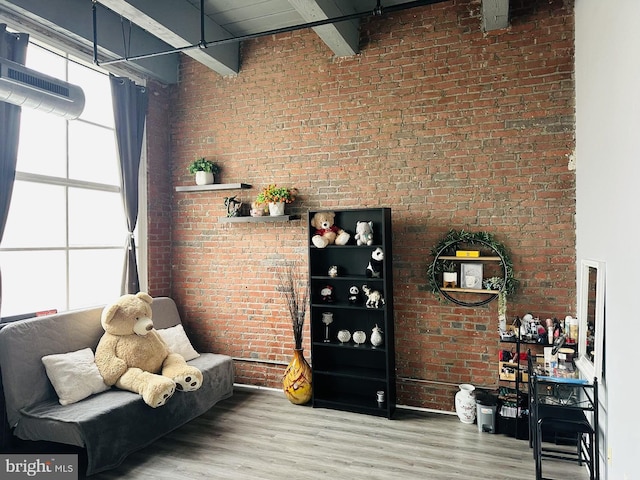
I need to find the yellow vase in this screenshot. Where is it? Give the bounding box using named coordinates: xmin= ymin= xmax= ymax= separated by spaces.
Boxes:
xmin=283 ymin=348 xmax=312 ymax=405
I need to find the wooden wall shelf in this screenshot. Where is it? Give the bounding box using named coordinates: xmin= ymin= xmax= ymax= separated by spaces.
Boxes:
xmin=175 ymin=183 xmax=251 ymax=192
xmin=218 ymin=215 xmax=300 ymax=223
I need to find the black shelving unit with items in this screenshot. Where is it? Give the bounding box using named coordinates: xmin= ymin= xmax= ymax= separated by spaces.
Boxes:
xmin=308 ymin=208 xmax=395 ymax=418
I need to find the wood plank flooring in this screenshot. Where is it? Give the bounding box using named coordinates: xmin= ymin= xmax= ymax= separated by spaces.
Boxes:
xmin=88 ymin=386 xmax=589 ymax=480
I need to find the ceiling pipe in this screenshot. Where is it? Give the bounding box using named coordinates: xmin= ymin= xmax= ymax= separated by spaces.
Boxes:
xmin=93 ymin=0 xmax=449 ymax=67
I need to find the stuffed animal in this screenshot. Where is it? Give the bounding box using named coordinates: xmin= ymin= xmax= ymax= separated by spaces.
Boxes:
xmin=366 ymin=247 xmax=384 ymax=278
xmin=310 ymin=211 xmax=351 ymax=248
xmin=362 ymin=284 xmax=385 ymax=309
xmin=320 ymin=285 xmax=334 ymax=303
xmin=95 ymin=292 xmax=203 ymax=408
xmin=355 ymin=221 xmax=374 ymax=246
xmin=348 ymin=285 xmax=360 ymax=304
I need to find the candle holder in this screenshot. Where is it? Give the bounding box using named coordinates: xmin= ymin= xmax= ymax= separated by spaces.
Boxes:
xmin=321 ymin=312 xmax=333 ymax=342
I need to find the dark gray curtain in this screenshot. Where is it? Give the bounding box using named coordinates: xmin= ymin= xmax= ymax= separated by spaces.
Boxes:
xmin=0 ymin=25 xmax=29 ymax=315
xmin=110 ymin=76 xmax=148 ymax=295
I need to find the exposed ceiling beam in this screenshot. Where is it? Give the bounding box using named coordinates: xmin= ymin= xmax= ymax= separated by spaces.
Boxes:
xmin=98 ymin=0 xmax=239 ymax=77
xmin=288 ymin=0 xmax=359 ymax=57
xmin=0 ymin=0 xmax=180 ymax=84
xmin=481 ymin=0 xmax=509 ymax=31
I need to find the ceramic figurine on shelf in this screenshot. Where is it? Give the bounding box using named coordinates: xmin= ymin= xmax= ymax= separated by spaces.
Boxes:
xmin=362 ymin=284 xmax=384 ymax=309
xmin=328 ymin=265 xmax=339 ymax=277
xmin=370 ymin=324 xmax=383 ymax=348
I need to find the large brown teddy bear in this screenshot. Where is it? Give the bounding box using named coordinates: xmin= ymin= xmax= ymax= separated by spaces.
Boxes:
xmin=95 ymin=292 xmax=203 ymax=408
xmin=310 ymin=211 xmax=350 ymax=248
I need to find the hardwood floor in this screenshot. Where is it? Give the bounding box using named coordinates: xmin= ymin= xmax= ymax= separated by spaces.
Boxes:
xmin=89 ymin=386 xmax=589 ymax=480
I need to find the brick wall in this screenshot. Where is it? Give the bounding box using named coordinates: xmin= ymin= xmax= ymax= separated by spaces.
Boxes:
xmin=146 ymin=81 xmax=173 ymax=297
xmin=148 ymin=0 xmax=576 ymax=411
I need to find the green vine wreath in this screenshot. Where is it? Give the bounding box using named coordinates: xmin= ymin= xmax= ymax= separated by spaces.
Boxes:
xmin=427 ymin=229 xmax=518 ymax=305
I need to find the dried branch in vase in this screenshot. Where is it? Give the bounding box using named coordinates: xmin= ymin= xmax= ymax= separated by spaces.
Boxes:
xmin=276 ymin=261 xmax=309 ymax=350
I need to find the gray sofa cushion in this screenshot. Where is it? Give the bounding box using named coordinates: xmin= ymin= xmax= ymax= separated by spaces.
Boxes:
xmin=0 ymin=306 xmax=105 ymax=428
xmin=18 ymin=353 xmax=233 ymax=474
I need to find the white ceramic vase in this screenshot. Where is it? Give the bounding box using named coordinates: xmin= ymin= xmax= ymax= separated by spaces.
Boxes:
xmin=195 ymin=171 xmax=214 ymax=185
xmin=454 ymin=384 xmax=476 ymax=424
xmin=268 ymin=201 xmax=285 ymax=216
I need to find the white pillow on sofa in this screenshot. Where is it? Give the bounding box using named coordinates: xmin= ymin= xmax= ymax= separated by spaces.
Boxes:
xmin=42 ymin=348 xmax=109 ymax=405
xmin=156 ymin=324 xmax=200 ymax=361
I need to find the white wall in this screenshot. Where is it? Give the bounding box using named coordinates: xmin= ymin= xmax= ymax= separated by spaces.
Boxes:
xmin=575 ymin=1 xmax=640 ymax=478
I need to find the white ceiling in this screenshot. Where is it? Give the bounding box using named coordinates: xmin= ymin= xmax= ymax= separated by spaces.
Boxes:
xmin=0 ymin=0 xmax=508 ymax=84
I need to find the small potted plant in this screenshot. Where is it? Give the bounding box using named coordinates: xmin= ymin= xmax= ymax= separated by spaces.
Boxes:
xmin=255 ymin=184 xmax=297 ymax=216
xmin=442 ymin=261 xmax=458 ymax=288
xmin=188 ymin=157 xmax=220 ymax=185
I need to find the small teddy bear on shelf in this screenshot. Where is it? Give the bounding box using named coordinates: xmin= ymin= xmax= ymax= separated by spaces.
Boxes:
xmin=320 ymin=285 xmax=334 ymax=303
xmin=310 ymin=211 xmax=351 ymax=248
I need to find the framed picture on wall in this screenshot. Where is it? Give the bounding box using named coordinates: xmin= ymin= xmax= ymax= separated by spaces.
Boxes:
xmin=460 ymin=263 xmax=483 ymax=290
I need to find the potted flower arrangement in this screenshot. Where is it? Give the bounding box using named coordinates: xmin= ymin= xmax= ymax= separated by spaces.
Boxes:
xmin=255 ymin=184 xmax=297 ymax=216
xmin=188 ymin=157 xmax=220 ymax=185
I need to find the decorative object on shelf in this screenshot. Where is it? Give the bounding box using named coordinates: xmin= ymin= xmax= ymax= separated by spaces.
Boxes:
xmin=188 ymin=157 xmax=220 ymax=186
xmin=250 ymin=201 xmax=266 ymax=217
xmin=321 ymin=312 xmax=333 ymax=343
xmin=328 ymin=265 xmax=339 ymax=277
xmin=454 ymin=383 xmax=477 ymax=424
xmin=320 ymin=285 xmax=334 ymax=303
xmin=376 ymin=390 xmax=385 ymax=408
xmin=484 ymin=276 xmax=507 ymax=330
xmin=268 ymin=202 xmax=285 ymax=216
xmin=352 ymin=330 xmax=366 ymax=346
xmin=337 ymin=329 xmax=351 ymax=344
xmin=348 ymin=285 xmax=360 ymax=304
xmin=460 ymin=262 xmax=483 ymax=289
xmin=427 ymin=229 xmax=518 ymax=308
xmin=455 ymin=250 xmax=480 ymax=257
xmin=370 ymin=324 xmax=383 ymax=348
xmin=362 ymin=284 xmax=385 ymax=309
xmin=355 ymin=221 xmax=374 ymax=246
xmin=277 ymin=261 xmax=312 ymax=405
xmin=224 ymin=196 xmax=242 ymax=217
xmin=310 ymin=211 xmax=351 ymax=248
xmin=255 ymin=184 xmax=297 ymax=217
xmin=366 ymin=247 xmax=384 ymax=278
xmin=442 ymin=261 xmax=458 ymax=288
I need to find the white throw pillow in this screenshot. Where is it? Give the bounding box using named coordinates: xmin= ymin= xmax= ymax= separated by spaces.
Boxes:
xmin=42 ymin=348 xmax=109 ymax=405
xmin=156 ymin=324 xmax=200 ymax=361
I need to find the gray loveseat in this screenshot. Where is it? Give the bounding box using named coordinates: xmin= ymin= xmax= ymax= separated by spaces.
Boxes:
xmin=0 ymin=297 xmax=234 ymax=475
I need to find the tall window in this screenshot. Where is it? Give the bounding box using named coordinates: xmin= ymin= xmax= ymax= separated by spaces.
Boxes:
xmin=0 ymin=41 xmax=144 ymax=317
